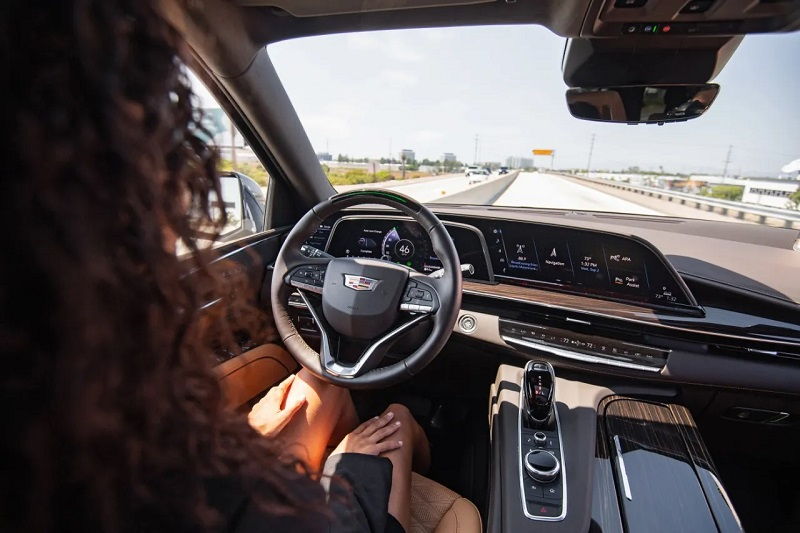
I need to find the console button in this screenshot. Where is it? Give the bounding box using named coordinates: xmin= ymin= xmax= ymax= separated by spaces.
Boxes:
xmin=530 ymin=503 xmax=562 ymax=517
xmin=543 ymin=484 xmax=563 ymax=501
xmin=622 ymin=23 xmax=641 ymax=34
xmin=524 ymin=480 xmax=544 ymax=500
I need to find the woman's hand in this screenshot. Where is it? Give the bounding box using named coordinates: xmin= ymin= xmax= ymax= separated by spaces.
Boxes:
xmin=331 ymin=410 xmax=403 ymax=457
xmin=248 ymin=374 xmax=307 ymax=438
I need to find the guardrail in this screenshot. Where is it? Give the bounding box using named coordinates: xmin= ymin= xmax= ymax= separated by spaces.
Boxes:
xmin=570 ymin=175 xmax=800 ymax=230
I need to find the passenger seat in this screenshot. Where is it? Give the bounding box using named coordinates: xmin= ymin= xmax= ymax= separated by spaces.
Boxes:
xmin=410 ymin=472 xmax=482 ymax=533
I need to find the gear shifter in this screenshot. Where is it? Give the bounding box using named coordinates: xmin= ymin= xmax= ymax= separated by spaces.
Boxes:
xmin=523 ymin=361 xmax=555 ymax=429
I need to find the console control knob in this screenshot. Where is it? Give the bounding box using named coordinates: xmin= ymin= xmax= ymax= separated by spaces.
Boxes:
xmin=524 ymin=449 xmax=560 ymax=483
xmin=533 ymin=431 xmax=547 ymax=446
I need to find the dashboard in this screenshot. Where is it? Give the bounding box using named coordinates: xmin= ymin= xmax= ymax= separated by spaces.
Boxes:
xmin=294 ymin=207 xmax=800 ymax=393
xmin=307 ymin=213 xmax=698 ymax=312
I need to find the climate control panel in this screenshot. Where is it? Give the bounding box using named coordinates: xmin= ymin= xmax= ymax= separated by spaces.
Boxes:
xmin=501 ymin=319 xmax=669 ymax=373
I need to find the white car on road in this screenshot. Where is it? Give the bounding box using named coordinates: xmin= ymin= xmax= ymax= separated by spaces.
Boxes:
xmin=466 ymin=167 xmax=490 ymax=184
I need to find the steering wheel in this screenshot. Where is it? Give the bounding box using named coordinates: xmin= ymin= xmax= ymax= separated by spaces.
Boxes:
xmin=271 ymin=190 xmax=462 ymax=389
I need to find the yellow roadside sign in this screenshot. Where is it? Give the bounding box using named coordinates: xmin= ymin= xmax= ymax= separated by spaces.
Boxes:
xmin=532 ymin=149 xmax=554 ymax=156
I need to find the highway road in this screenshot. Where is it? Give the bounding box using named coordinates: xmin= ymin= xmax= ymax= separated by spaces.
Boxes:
xmin=337 ymin=171 xmax=745 ymax=222
xmin=492 ymin=172 xmax=662 ymax=215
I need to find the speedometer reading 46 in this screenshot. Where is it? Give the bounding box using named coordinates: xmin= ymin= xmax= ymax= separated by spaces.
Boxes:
xmin=381 ymin=227 xmax=416 ymax=263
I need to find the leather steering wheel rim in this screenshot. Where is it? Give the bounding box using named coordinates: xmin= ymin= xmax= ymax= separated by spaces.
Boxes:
xmin=271 ymin=189 xmax=462 ymax=389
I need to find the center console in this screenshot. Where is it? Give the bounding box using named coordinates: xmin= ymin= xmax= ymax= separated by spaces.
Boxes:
xmin=488 ymin=362 xmax=743 ymax=533
xmin=518 ymin=361 xmax=567 ymax=520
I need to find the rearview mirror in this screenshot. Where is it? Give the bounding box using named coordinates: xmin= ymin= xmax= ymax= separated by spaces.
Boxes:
xmin=566 ymin=84 xmax=719 ymax=125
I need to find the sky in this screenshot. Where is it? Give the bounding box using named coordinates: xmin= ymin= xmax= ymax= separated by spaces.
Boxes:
xmin=252 ymin=25 xmax=798 ymax=177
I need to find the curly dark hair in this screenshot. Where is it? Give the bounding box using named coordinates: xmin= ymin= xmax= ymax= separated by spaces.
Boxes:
xmin=0 ymin=1 xmax=320 ymax=531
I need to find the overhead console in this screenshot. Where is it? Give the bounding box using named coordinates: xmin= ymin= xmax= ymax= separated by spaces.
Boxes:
xmin=564 ymin=0 xmax=799 ymax=89
xmin=584 ymin=0 xmax=800 ymax=37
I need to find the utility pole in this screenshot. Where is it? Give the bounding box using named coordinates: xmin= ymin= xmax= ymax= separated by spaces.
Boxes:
xmin=473 ymin=134 xmax=479 ymax=165
xmin=722 ymin=145 xmax=733 ymax=178
xmin=586 ymin=134 xmax=595 ymax=176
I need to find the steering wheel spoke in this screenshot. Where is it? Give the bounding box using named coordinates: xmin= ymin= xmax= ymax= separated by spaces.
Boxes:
xmin=297 ymin=288 xmax=428 ymax=378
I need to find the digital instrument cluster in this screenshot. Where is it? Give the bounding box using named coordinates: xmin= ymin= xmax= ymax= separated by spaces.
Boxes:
xmin=306 ymin=215 xmax=696 ymax=310
xmin=324 ymin=217 xmax=491 ymax=280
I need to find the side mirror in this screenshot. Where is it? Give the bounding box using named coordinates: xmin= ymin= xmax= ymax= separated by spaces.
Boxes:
xmin=217 ymin=175 xmax=245 ymax=237
xmin=566 ymin=84 xmax=719 ymax=124
xmin=180 ymin=173 xmax=264 ymax=255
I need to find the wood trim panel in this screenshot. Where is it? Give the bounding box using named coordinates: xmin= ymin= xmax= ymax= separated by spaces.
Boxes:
xmin=463 ymin=280 xmax=800 ymax=352
xmin=463 ymin=280 xmax=661 ymax=322
xmin=592 ymin=395 xmax=743 ymax=533
xmin=214 ymin=343 xmax=299 ymax=409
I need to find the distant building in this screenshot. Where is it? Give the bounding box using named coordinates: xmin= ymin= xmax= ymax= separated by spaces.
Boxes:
xmin=317 ymin=152 xmax=332 ymax=161
xmin=442 ymin=153 xmax=457 ymax=163
xmin=689 ymin=175 xmax=746 ymax=186
xmin=742 ymin=179 xmax=799 ymax=209
xmin=506 ymin=156 xmax=533 ymax=169
xmin=400 ymin=149 xmax=416 ymax=162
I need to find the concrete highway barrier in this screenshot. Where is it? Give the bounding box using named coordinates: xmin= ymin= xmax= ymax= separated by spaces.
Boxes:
xmin=431 ymin=171 xmax=520 ymax=205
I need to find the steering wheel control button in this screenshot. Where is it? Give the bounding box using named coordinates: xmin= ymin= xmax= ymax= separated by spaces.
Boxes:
xmin=289 ymin=265 xmax=327 ymax=294
xmin=458 ymin=314 xmax=478 ymax=333
xmin=524 ymin=450 xmax=561 ymax=483
xmin=401 ymin=279 xmax=439 ymax=314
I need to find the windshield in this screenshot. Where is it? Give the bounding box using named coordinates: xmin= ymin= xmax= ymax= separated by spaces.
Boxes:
xmin=269 ymin=26 xmax=800 ymax=223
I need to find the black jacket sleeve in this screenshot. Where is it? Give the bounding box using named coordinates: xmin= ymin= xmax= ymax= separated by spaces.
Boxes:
xmin=321 ymin=453 xmax=402 ymax=533
xmin=206 ymin=453 xmax=402 ymax=533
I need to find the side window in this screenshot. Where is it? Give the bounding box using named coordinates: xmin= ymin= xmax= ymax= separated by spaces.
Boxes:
xmin=184 ymin=70 xmax=271 ymax=253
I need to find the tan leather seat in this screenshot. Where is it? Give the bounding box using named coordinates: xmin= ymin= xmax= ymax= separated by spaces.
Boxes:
xmin=410 ymin=473 xmax=482 ymax=533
